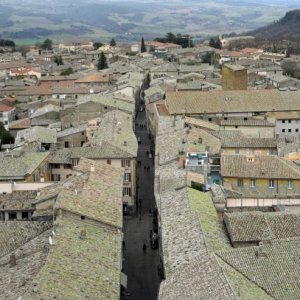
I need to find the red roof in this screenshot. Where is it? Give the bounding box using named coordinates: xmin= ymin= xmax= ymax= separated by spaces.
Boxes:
xmin=0 ymin=102 xmax=14 ymax=112
xmin=10 ymin=68 xmax=33 ymax=75
xmin=241 ymin=48 xmax=263 ymax=54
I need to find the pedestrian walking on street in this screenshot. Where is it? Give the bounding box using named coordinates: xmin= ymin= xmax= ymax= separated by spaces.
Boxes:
xmin=139 ymin=198 xmax=142 ymax=207
xmin=122 ymin=241 xmax=126 ymax=250
xmin=149 ymin=230 xmax=153 ymax=239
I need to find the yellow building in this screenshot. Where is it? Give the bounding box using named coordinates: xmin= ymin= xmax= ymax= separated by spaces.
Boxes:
xmin=220 ymin=137 xmax=277 ymax=155
xmin=221 ymin=154 xmax=300 ymax=195
xmin=222 ymin=64 xmax=247 ymax=91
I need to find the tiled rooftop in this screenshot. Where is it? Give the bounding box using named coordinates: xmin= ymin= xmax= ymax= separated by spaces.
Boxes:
xmin=24 ymin=217 xmax=121 ymax=300
xmin=159 ymin=255 xmax=237 ymax=300
xmin=224 ymin=211 xmax=300 ymax=243
xmin=90 ymin=110 xmax=137 ymax=157
xmin=30 ymin=104 xmax=61 ymax=119
xmin=166 ymin=90 xmax=300 ymax=115
xmin=56 ymin=158 xmax=123 ymax=228
xmin=77 ymin=93 xmax=134 ymax=114
xmin=0 ymin=151 xmax=49 ymax=180
xmin=0 ymin=221 xmax=52 ymax=258
xmin=221 ymin=154 xmax=300 ymax=179
xmin=0 ymin=190 xmax=37 ymax=210
xmin=219 ymin=117 xmax=275 ymax=127
xmin=0 ymin=229 xmax=51 ymax=300
xmin=218 ymin=238 xmax=300 ymax=300
xmin=15 ymin=126 xmax=57 ymax=146
xmin=57 ymin=123 xmax=87 ymax=138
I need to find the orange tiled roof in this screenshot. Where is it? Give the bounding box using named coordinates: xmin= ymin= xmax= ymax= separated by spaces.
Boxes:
xmin=0 ymin=102 xmax=14 ymax=112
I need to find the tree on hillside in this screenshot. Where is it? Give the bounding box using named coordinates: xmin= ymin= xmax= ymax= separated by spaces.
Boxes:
xmin=209 ymin=38 xmax=216 ymax=48
xmin=202 ymin=52 xmax=214 ymax=65
xmin=41 ymin=38 xmax=53 ymax=50
xmin=141 ymin=37 xmax=146 ymax=53
xmin=166 ymin=32 xmax=176 ymax=42
xmin=97 ymin=52 xmax=108 ymax=70
xmin=93 ymin=42 xmax=103 ymax=49
xmin=0 ymin=122 xmax=14 ymax=144
xmin=60 ymin=67 xmax=74 ymax=76
xmin=54 ymin=56 xmax=63 ymax=65
xmin=110 ymin=38 xmax=116 ymax=47
xmin=209 ymin=38 xmax=221 ymax=49
xmin=154 ymin=32 xmax=194 ymax=48
xmin=0 ymin=39 xmax=15 ymax=47
xmin=215 ymin=38 xmax=222 ymax=49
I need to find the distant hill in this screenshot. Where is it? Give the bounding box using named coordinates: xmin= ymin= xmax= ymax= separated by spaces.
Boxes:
xmin=248 ymin=9 xmax=300 ymax=41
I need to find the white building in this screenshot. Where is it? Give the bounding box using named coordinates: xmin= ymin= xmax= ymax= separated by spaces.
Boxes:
xmin=0 ymin=102 xmax=16 ymax=130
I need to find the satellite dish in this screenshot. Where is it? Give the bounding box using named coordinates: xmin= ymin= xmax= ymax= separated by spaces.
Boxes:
xmin=49 ymin=236 xmax=53 ymax=245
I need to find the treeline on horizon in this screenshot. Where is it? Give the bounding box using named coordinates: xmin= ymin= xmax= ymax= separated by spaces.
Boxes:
xmin=154 ymin=32 xmax=194 ymax=48
xmin=0 ymin=39 xmax=15 ymax=47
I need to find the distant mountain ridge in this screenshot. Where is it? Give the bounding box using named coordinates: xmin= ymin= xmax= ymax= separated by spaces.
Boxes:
xmin=248 ymin=9 xmax=300 ymax=41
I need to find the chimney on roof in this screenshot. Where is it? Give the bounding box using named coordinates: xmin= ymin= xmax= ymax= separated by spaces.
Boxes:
xmin=91 ymin=164 xmax=95 ymax=172
xmin=10 ymin=254 xmax=16 ymax=267
xmin=124 ymin=141 xmax=127 ymax=146
xmin=198 ymin=137 xmax=202 ymax=144
xmin=79 ymin=228 xmax=87 ymax=239
xmin=172 ymin=114 xmax=176 ymax=127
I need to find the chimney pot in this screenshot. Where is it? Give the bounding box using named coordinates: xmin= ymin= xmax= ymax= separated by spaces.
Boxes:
xmin=10 ymin=254 xmax=16 ymax=267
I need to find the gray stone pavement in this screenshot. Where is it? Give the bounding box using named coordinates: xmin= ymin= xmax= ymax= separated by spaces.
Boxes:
xmin=122 ymin=107 xmax=161 ymax=300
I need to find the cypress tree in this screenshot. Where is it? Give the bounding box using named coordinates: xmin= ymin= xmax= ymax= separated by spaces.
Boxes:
xmin=141 ymin=37 xmax=146 ymax=53
xmin=97 ymin=52 xmax=108 ymax=70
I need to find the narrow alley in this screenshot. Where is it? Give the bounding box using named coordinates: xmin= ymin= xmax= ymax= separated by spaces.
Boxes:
xmin=122 ymin=97 xmax=161 ymax=300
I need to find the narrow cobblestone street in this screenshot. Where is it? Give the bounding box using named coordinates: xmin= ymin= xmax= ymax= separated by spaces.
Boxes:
xmin=122 ymin=101 xmax=161 ymax=300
